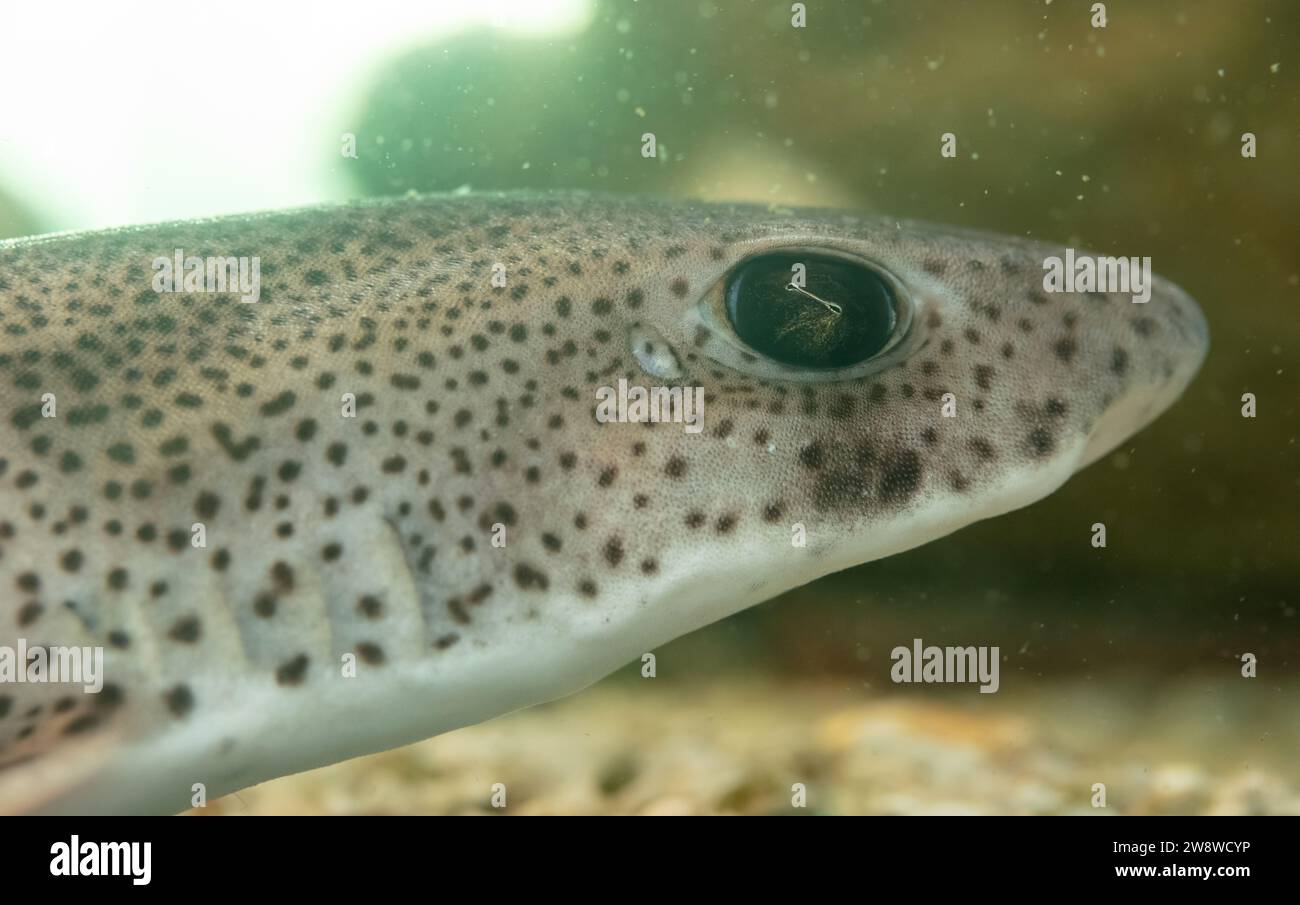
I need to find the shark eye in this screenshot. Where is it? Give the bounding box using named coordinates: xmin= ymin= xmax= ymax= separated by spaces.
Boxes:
xmin=725 ymin=252 xmax=899 ymax=369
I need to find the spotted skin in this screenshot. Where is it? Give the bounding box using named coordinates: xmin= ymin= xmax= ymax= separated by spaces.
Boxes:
xmin=0 ymin=193 xmax=1208 ymax=813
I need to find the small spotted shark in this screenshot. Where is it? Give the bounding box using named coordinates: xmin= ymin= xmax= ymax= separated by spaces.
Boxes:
xmin=0 ymin=193 xmax=1208 ymax=814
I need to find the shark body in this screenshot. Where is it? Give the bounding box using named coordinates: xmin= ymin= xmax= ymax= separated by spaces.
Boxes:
xmin=0 ymin=193 xmax=1208 ymax=814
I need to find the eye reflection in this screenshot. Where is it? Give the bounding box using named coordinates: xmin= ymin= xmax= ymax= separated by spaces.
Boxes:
xmin=724 ymin=252 xmax=897 ymax=369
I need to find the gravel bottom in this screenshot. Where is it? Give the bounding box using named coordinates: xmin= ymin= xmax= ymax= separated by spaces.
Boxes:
xmin=189 ymin=676 xmax=1300 ymax=816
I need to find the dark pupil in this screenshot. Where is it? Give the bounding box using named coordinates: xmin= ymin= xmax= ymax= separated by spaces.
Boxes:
xmin=725 ymin=253 xmax=896 ymax=369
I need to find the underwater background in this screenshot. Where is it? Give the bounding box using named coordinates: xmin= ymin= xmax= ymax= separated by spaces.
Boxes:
xmin=1 ymin=0 xmax=1295 ymax=814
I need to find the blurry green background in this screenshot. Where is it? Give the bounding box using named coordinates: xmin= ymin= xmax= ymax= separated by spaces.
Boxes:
xmin=1 ymin=0 xmax=1296 ymax=812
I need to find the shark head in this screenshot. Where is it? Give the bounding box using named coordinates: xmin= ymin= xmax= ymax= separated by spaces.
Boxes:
xmin=526 ymin=198 xmax=1210 ymax=661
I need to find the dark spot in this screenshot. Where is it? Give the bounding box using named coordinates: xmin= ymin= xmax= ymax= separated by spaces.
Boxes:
xmin=271 ymin=561 xmax=295 ymax=591
xmin=1028 ymin=428 xmax=1054 ymax=456
xmin=490 ymin=502 xmax=517 ymax=527
xmin=878 ymin=449 xmax=922 ymax=503
xmin=968 ymin=437 xmax=996 ymax=461
xmin=211 ymin=423 xmax=260 ymax=462
xmin=603 ymin=537 xmax=624 ymax=567
xmin=106 ymin=442 xmax=136 ymax=465
xmin=169 ymin=616 xmax=201 ymax=643
xmin=165 ymin=685 xmax=194 ymax=717
xmin=1132 ymin=317 xmax=1157 ymax=337
xmin=1111 ymin=347 xmax=1130 ymax=376
xmin=259 ymin=391 xmax=296 ymax=418
xmin=63 ymin=715 xmax=101 ymax=735
xmin=17 ymin=602 xmax=42 ymax=627
xmin=276 ymin=654 xmax=309 ymax=686
xmin=514 ymin=563 xmax=550 ymax=590
xmin=798 ymin=442 xmax=825 ymax=470
xmin=356 ymin=642 xmax=385 ymax=665
xmin=254 ymin=594 xmax=277 ymax=618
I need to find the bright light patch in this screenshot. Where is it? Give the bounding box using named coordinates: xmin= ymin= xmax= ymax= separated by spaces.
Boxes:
xmin=0 ymin=0 xmax=593 ymax=233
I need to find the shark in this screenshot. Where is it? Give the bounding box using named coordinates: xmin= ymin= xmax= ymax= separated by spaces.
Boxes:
xmin=0 ymin=193 xmax=1209 ymax=814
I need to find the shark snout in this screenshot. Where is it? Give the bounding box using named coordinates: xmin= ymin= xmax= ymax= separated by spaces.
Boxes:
xmin=1078 ymin=276 xmax=1208 ymax=468
xmin=1162 ymin=276 xmax=1211 ymax=368
xmin=1141 ymin=274 xmax=1210 ymax=401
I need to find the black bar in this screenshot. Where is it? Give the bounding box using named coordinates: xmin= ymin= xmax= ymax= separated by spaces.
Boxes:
xmin=3 ymin=816 xmax=1282 ymax=890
